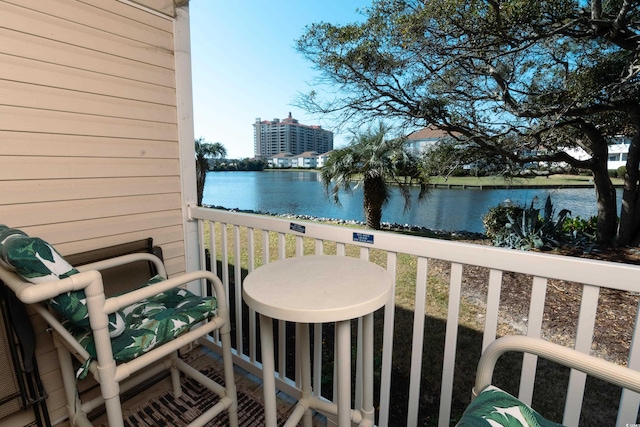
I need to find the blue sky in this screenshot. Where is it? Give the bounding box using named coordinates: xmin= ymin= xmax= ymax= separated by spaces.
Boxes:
xmin=189 ymin=1 xmax=372 ymax=159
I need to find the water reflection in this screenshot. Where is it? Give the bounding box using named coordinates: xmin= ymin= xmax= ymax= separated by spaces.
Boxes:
xmin=203 ymin=171 xmax=616 ymax=233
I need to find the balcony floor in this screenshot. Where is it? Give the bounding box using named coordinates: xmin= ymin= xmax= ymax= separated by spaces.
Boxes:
xmin=88 ymin=346 xmax=326 ymax=427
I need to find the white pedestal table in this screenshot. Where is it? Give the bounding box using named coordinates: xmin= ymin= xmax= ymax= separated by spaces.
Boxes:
xmin=242 ymin=255 xmax=393 ymax=427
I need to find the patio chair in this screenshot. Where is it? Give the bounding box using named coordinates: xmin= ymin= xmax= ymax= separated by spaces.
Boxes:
xmin=457 ymin=335 xmax=640 ymax=426
xmin=0 ymin=226 xmax=238 ymax=427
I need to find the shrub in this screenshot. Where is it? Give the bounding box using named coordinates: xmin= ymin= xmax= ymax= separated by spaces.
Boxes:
xmin=483 ymin=196 xmax=595 ymax=251
xmin=617 ymin=166 xmax=627 ymax=179
xmin=482 ymin=203 xmax=523 ymax=240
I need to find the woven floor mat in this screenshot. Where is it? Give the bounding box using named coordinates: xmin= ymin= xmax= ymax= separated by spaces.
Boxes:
xmin=121 ymin=368 xmax=286 ymax=427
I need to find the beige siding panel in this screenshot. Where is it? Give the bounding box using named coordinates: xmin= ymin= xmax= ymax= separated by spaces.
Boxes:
xmin=34 ymin=328 xmax=56 ymax=355
xmin=0 ymin=106 xmax=178 ymax=141
xmin=88 ymin=0 xmax=174 ymax=31
xmin=27 ymin=315 xmax=51 ymax=344
xmin=0 ymin=51 xmax=175 ymax=104
xmin=33 ymin=345 xmax=60 ymax=377
xmin=40 ymin=369 xmax=68 ymax=419
xmin=1 ymin=194 xmax=182 ymax=227
xmin=0 ymin=1 xmax=186 ymax=425
xmin=55 ymin=224 xmax=185 ymax=258
xmin=50 ymin=222 xmax=185 ymax=275
xmin=6 ymin=0 xmax=174 ymax=48
xmin=0 ymin=2 xmax=174 ymax=69
xmin=3 ymin=177 xmax=181 ymax=205
xmin=25 ymin=212 xmax=184 ymax=248
xmin=0 ymin=411 xmax=36 ymax=427
xmin=160 ymin=240 xmax=186 ymax=261
xmin=0 ymin=132 xmax=177 ymax=158
xmin=0 ymin=80 xmax=177 ymax=123
xmin=125 ymin=0 xmax=175 ymax=18
xmin=164 ymin=255 xmax=186 ymax=277
xmin=0 ymin=156 xmax=178 ymax=180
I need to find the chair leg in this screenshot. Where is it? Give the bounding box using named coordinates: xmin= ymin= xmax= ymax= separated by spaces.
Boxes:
xmin=220 ymin=329 xmax=239 ymax=427
xmin=53 ymin=335 xmax=90 ymax=426
xmin=170 ymin=354 xmax=183 ymax=399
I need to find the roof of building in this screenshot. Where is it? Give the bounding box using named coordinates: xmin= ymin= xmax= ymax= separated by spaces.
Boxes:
xmin=295 ymin=151 xmax=319 ymax=157
xmin=407 ymin=126 xmax=458 ymax=140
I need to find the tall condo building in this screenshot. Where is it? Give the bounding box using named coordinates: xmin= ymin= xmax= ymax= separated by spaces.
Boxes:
xmin=253 ymin=113 xmax=333 ymax=158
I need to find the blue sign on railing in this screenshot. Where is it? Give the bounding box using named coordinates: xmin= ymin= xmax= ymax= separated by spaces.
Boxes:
xmin=353 ymin=232 xmax=374 ymax=244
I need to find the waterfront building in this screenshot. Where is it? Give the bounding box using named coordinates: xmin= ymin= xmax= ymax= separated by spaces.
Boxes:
xmin=406 ymin=126 xmax=457 ymax=154
xmin=254 ymin=113 xmax=333 ymax=158
xmin=267 ymin=151 xmax=321 ymax=168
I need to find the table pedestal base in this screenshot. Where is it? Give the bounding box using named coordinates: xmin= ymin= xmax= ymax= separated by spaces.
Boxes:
xmin=259 ymin=315 xmax=376 ymax=427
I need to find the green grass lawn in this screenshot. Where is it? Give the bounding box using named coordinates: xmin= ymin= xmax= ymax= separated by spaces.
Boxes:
xmin=429 ymin=174 xmax=623 ymax=187
xmin=267 ymin=169 xmax=624 ymax=188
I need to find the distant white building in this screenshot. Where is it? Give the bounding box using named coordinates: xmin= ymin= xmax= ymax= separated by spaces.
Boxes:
xmin=267 ymin=151 xmax=322 ymax=168
xmin=406 ymin=126 xmax=458 ymax=154
xmin=564 ymin=135 xmax=632 ymax=170
xmin=267 ymin=152 xmax=293 ymax=168
xmin=316 ymin=151 xmax=333 ymax=168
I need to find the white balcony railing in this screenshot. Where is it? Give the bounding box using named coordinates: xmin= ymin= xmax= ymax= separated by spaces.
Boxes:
xmin=188 ymin=206 xmax=640 ymax=427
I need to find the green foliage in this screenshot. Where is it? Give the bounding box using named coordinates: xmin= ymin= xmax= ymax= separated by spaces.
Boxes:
xmin=483 ymin=196 xmax=595 ymax=251
xmin=195 ymin=138 xmax=227 ymax=206
xmin=482 ymin=204 xmax=524 ymax=241
xmin=321 ymin=123 xmax=430 ymax=229
xmin=295 ymin=0 xmax=640 ymax=246
xmin=617 ymin=166 xmax=627 ymax=179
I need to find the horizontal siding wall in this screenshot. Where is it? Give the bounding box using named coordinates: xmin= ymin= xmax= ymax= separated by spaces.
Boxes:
xmin=0 ymin=0 xmax=186 ymax=425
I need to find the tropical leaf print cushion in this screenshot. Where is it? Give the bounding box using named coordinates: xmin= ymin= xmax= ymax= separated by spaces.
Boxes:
xmin=456 ymin=386 xmax=564 ymax=427
xmin=0 ymin=230 xmax=126 ymax=338
xmin=69 ymin=274 xmax=218 ymax=378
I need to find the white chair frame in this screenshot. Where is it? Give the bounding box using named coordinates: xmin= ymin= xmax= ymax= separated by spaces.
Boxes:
xmin=0 ymin=252 xmax=238 ymax=427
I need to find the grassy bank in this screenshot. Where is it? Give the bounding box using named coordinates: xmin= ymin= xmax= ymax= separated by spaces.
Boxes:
xmin=429 ymin=174 xmax=624 ymax=188
xmin=264 ymin=169 xmax=624 ymax=188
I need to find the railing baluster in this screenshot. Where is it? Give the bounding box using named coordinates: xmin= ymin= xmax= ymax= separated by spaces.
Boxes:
xmin=247 ymin=227 xmax=257 ymax=363
xmin=407 ymin=256 xmax=429 ymax=427
xmin=278 ymin=232 xmax=286 ymax=260
xmin=482 ymin=269 xmax=503 ymax=351
xmin=295 ymin=235 xmax=304 ymax=256
xmin=261 ymin=229 xmax=269 ymax=265
xmin=206 ymin=220 xmax=221 ymax=343
xmin=220 ymin=222 xmax=231 ymax=310
xmin=233 ymin=225 xmax=243 ymax=356
xmin=313 ymin=323 xmax=323 ymax=398
xmin=208 ymin=220 xmax=218 ymax=276
xmin=378 ymin=251 xmax=397 ymax=427
xmin=519 ymin=276 xmax=548 ymax=405
xmin=563 ymin=284 xmax=600 ymax=426
xmin=438 ymin=262 xmax=463 ymax=427
xmin=617 ymin=297 xmax=640 ymax=426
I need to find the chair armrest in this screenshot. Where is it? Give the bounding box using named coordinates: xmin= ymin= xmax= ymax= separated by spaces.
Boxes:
xmin=0 ymin=267 xmax=103 ymax=304
xmin=76 ymin=253 xmax=167 ymax=279
xmin=475 ymin=335 xmax=640 ymax=398
xmin=104 ymin=270 xmax=230 ymax=323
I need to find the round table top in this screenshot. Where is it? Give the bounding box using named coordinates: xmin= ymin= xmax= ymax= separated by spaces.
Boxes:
xmin=242 ymin=255 xmax=393 ymax=323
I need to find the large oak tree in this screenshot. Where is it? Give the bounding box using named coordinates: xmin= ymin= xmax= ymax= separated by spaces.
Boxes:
xmin=296 ymin=0 xmax=640 ymax=246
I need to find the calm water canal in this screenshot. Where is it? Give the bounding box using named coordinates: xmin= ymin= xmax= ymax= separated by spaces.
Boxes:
xmin=203 ymin=171 xmax=619 ymax=234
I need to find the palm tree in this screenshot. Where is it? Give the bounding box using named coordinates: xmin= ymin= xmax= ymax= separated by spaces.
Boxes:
xmin=195 ymin=137 xmax=227 ymax=206
xmin=321 ymin=123 xmax=429 ymax=229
